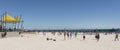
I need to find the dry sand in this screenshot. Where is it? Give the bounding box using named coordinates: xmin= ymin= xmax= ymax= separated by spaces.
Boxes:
xmin=0 ymin=32 xmax=119 ymax=50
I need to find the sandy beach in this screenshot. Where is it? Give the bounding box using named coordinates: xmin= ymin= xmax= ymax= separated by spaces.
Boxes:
xmin=0 ymin=32 xmax=119 ymax=50
xmin=1 ymin=0 xmax=120 ymax=50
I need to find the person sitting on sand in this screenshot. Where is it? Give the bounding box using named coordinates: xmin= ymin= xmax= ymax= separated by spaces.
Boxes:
xmin=114 ymin=34 xmax=119 ymax=41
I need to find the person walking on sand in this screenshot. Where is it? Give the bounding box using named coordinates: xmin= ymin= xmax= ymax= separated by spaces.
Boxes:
xmin=114 ymin=34 xmax=119 ymax=41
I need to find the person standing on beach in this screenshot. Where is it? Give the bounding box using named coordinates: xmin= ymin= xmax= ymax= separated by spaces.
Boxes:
xmin=2 ymin=32 xmax=7 ymax=38
xmin=70 ymin=32 xmax=72 ymax=38
xmin=43 ymin=32 xmax=46 ymax=35
xmin=67 ymin=32 xmax=70 ymax=38
xmin=75 ymin=32 xmax=77 ymax=38
xmin=64 ymin=28 xmax=67 ymax=40
xmin=64 ymin=31 xmax=67 ymax=40
xmin=83 ymin=34 xmax=86 ymax=40
xmin=95 ymin=33 xmax=100 ymax=41
xmin=95 ymin=34 xmax=97 ymax=39
xmin=58 ymin=32 xmax=62 ymax=35
xmin=51 ymin=31 xmax=56 ymax=36
xmin=96 ymin=34 xmax=100 ymax=41
xmin=114 ymin=34 xmax=119 ymax=41
xmin=1 ymin=33 xmax=4 ymax=38
xmin=19 ymin=32 xmax=21 ymax=35
xmin=97 ymin=34 xmax=100 ymax=41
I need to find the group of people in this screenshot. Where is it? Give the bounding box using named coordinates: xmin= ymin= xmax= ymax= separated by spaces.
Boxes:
xmin=42 ymin=31 xmax=119 ymax=41
xmin=46 ymin=37 xmax=56 ymax=41
xmin=64 ymin=32 xmax=78 ymax=40
xmin=50 ymin=31 xmax=86 ymax=41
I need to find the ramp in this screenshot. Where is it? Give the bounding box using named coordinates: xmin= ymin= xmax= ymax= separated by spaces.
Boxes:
xmin=6 ymin=32 xmax=20 ymax=37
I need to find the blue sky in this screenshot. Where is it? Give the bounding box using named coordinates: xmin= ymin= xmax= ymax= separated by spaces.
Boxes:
xmin=0 ymin=0 xmax=120 ymax=29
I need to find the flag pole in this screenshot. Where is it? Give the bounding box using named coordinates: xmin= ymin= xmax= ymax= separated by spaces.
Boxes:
xmin=2 ymin=13 xmax=5 ymax=32
xmin=17 ymin=21 xmax=20 ymax=31
xmin=21 ymin=20 xmax=24 ymax=32
xmin=1 ymin=14 xmax=3 ymax=32
xmin=14 ymin=16 xmax=17 ymax=31
xmin=4 ymin=12 xmax=7 ymax=31
xmin=18 ymin=14 xmax=22 ymax=31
